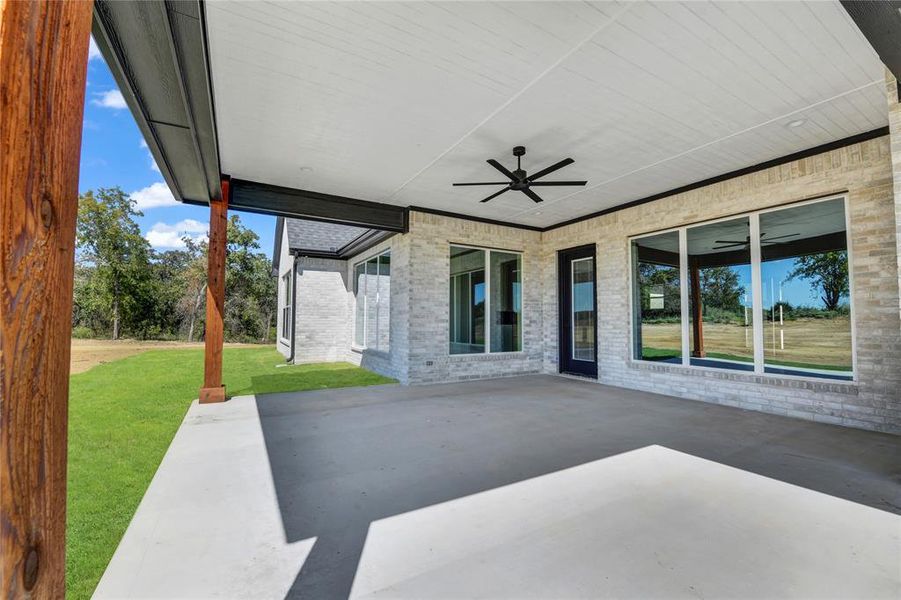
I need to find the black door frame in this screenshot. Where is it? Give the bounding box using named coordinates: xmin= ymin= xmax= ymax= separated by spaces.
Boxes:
xmin=558 ymin=244 xmax=598 ymax=378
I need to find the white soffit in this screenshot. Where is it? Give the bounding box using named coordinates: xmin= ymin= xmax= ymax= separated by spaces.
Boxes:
xmin=206 ymin=1 xmax=885 ymax=228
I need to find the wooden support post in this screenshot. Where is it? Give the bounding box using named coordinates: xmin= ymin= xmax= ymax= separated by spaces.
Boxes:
xmin=689 ymin=258 xmax=706 ymax=358
xmin=199 ymin=177 xmax=229 ymax=403
xmin=0 ymin=0 xmax=92 ymax=596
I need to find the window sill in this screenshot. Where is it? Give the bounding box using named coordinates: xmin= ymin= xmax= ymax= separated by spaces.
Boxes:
xmin=447 ymin=351 xmax=528 ymax=363
xmin=628 ymin=359 xmax=858 ymax=395
xmin=352 ymin=346 xmax=390 ymax=358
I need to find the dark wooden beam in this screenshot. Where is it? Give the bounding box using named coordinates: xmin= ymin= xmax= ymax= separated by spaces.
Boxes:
xmin=199 ymin=177 xmax=229 ymax=403
xmin=0 ymin=0 xmax=92 ymax=596
xmin=842 ymin=1 xmax=901 ymax=83
xmin=229 ymin=178 xmax=409 ymax=233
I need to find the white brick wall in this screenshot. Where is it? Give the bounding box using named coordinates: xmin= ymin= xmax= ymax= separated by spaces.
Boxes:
xmin=540 ymin=135 xmax=901 ymax=434
xmin=404 ymin=212 xmax=543 ymax=384
xmin=293 ymin=257 xmax=350 ymax=363
xmin=343 ymin=236 xmax=410 ymax=383
xmin=277 ymin=128 xmax=901 ymax=434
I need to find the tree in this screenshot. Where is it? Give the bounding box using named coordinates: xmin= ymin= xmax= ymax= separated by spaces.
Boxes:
xmin=700 ymin=266 xmax=745 ymax=313
xmin=76 ymin=188 xmax=155 ymax=339
xmin=787 ymin=251 xmax=849 ymax=311
xmin=222 ymin=216 xmax=276 ymax=343
xmin=72 ymin=195 xmax=276 ymax=343
xmin=175 ymin=238 xmax=208 ymax=342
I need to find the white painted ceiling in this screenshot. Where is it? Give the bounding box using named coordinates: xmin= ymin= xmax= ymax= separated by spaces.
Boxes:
xmin=206 ymin=1 xmax=885 ymax=228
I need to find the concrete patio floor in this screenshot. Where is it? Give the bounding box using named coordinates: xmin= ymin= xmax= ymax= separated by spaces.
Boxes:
xmin=95 ymin=375 xmax=901 ymax=599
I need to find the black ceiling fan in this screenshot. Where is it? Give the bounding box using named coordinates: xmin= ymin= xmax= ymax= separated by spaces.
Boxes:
xmin=712 ymin=232 xmax=799 ymax=250
xmin=452 ymin=146 xmax=587 ymax=203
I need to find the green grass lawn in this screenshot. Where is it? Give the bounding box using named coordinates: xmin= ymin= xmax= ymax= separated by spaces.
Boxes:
xmin=66 ymin=346 xmax=394 ymax=599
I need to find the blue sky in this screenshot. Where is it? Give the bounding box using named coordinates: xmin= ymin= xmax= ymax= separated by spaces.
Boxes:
xmin=80 ymin=39 xmax=275 ymax=258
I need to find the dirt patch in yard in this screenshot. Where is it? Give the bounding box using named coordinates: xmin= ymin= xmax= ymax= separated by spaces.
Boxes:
xmin=70 ymin=339 xmax=256 ymax=374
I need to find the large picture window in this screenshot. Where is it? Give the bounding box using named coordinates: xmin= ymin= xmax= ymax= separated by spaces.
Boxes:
xmin=450 ymin=245 xmax=521 ymax=355
xmin=353 ymin=250 xmax=391 ymax=351
xmin=631 ymin=197 xmax=853 ymax=381
xmin=631 ymin=230 xmax=681 ymax=363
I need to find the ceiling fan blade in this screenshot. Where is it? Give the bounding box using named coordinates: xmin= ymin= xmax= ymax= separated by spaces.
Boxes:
xmin=762 ymin=233 xmax=800 ymax=241
xmin=529 ymin=180 xmax=588 ymax=186
xmin=522 ymin=188 xmax=545 ymax=203
xmin=480 ymin=187 xmax=510 ymax=203
xmin=714 ymin=240 xmax=748 ymax=244
xmin=452 ymin=182 xmax=509 ymax=186
xmin=486 ymin=159 xmax=517 ymax=181
xmin=711 ymin=243 xmax=745 ymax=250
xmin=528 ymin=157 xmax=574 ymax=181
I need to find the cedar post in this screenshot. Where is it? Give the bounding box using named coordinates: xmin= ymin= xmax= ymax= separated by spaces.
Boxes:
xmin=199 ymin=177 xmax=229 ymax=403
xmin=689 ymin=257 xmax=706 ymax=358
xmin=0 ymin=0 xmax=92 ymax=596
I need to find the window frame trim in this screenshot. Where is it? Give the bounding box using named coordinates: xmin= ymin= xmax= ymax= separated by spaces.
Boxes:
xmin=279 ymin=270 xmax=292 ymax=344
xmin=627 ymin=193 xmax=856 ymax=383
xmin=352 ymin=248 xmax=391 ymax=351
xmin=569 ymin=255 xmax=596 ymax=363
xmin=448 ymin=243 xmax=524 ymax=356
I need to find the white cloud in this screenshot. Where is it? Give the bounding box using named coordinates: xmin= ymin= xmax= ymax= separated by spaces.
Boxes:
xmin=130 ymin=182 xmax=178 ymax=210
xmin=139 ymin=139 xmax=161 ymax=173
xmin=92 ymin=89 xmax=127 ymax=110
xmin=89 ymin=37 xmax=102 ymax=61
xmin=145 ymin=220 xmax=209 ymax=250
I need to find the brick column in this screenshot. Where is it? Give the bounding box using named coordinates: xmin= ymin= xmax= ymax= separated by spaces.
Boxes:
xmin=887 ymin=69 xmax=901 ymax=329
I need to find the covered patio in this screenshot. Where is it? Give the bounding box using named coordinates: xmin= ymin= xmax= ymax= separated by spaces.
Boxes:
xmin=4 ymin=1 xmax=901 ymax=597
xmin=95 ymin=376 xmax=900 ymax=598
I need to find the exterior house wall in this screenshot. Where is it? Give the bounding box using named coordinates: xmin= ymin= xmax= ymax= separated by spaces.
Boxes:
xmin=541 ymin=135 xmax=901 ymax=433
xmin=886 ymin=70 xmax=901 ymax=331
xmin=404 ymin=212 xmax=544 ymax=384
xmin=344 ymin=236 xmax=410 ymax=383
xmin=293 ymin=257 xmax=350 ymax=363
xmin=275 ymin=219 xmax=293 ymax=359
xmin=278 ymin=137 xmax=901 ymax=433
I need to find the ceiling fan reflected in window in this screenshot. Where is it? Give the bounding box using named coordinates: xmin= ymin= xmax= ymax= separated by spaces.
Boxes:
xmin=712 ymin=232 xmax=800 ymax=251
xmin=452 ymin=146 xmax=587 ymax=203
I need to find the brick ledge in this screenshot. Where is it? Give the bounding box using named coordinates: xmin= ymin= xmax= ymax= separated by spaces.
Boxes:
xmin=628 ymin=360 xmax=859 ymax=396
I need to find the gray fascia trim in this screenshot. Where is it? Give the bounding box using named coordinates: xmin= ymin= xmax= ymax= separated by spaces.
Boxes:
xmin=842 ymin=1 xmax=901 ymax=83
xmin=338 ymin=230 xmax=396 ymax=259
xmin=287 ymin=231 xmax=395 ymax=260
xmin=91 ymin=3 xmax=183 ymax=200
xmin=92 ymin=0 xmax=220 ymax=203
xmin=271 ymin=216 xmax=284 ymax=276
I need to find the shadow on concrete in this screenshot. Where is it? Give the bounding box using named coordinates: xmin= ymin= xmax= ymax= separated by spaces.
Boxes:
xmin=253 ymin=375 xmax=901 ymax=599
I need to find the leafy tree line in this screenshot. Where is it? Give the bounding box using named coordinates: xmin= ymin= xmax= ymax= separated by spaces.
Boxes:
xmin=638 ymin=254 xmax=849 ymax=325
xmin=73 ymin=187 xmax=276 ymax=343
